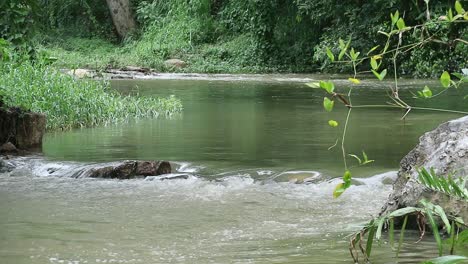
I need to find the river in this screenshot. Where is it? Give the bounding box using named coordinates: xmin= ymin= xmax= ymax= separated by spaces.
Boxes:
xmin=1 ymin=75 xmax=466 ymax=263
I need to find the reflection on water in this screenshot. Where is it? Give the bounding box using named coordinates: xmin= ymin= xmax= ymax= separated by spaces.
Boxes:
xmin=44 ymin=78 xmax=464 ymax=177
xmin=1 ymin=77 xmax=466 ymax=263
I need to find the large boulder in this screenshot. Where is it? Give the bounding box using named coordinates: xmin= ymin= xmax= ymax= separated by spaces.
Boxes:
xmin=0 ymin=107 xmax=46 ymax=150
xmin=85 ymin=160 xmax=172 ymax=179
xmin=380 ymin=116 xmax=468 ymax=222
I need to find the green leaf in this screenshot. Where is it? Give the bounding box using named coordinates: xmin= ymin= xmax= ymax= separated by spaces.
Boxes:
xmin=372 ymin=69 xmax=387 ymax=81
xmin=370 ymin=57 xmax=378 ymax=70
xmin=433 ymin=204 xmax=451 ymax=234
xmin=397 ymin=18 xmax=406 ymax=30
xmin=362 ymin=151 xmax=374 ymax=165
xmin=326 ymin=47 xmax=335 ymax=62
xmin=389 ymin=218 xmax=394 ymax=247
xmin=422 ymin=200 xmax=443 ymax=256
xmin=422 ymin=255 xmax=468 ymax=264
xmin=338 ymin=38 xmax=351 ymax=61
xmin=323 ymin=97 xmax=334 ymax=112
xmin=328 ymin=120 xmax=338 ymax=127
xmin=366 ymin=225 xmax=376 ymax=258
xmin=319 ymin=81 xmax=335 ymax=93
xmin=333 ymin=183 xmax=346 ymax=198
xmin=305 ymin=82 xmax=320 ymax=88
xmin=367 ymin=45 xmax=380 ymax=55
xmin=343 ymin=170 xmax=352 ymax=188
xmin=448 ymin=8 xmax=454 ymax=21
xmin=349 ymin=154 xmax=362 ymax=164
xmin=350 ymin=48 xmax=360 ymax=61
xmin=388 ymin=207 xmax=420 ymax=218
xmin=440 ymin=71 xmax=451 ymax=88
xmin=396 ymin=215 xmax=408 ymax=258
xmin=375 ymin=217 xmax=386 ymax=240
xmin=421 ymin=86 xmax=433 ymax=98
xmin=391 ymin=10 xmax=400 ymax=25
xmin=455 ymin=1 xmax=465 ymax=15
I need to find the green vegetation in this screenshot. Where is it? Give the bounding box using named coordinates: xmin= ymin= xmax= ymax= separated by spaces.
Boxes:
xmin=348 ymin=169 xmax=468 ymax=263
xmin=2 ymin=0 xmax=466 ymax=75
xmin=303 ymin=1 xmax=467 ymax=262
xmin=0 ymin=40 xmax=182 ymax=130
xmin=0 ymin=61 xmax=182 ymax=130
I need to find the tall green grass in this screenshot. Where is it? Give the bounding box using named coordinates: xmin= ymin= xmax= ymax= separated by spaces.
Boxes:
xmin=0 ymin=62 xmax=182 ymax=130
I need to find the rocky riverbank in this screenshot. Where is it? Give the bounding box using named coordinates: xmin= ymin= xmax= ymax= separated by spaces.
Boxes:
xmin=380 ymin=115 xmax=468 ymax=223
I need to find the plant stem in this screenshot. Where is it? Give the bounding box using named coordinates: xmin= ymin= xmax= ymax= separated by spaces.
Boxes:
xmin=351 ymin=105 xmax=468 ymax=115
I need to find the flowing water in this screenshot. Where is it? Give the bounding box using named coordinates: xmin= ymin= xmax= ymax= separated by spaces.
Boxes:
xmin=1 ymin=75 xmax=466 ymax=263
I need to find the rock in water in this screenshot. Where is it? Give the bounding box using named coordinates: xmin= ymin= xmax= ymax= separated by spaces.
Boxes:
xmin=67 ymin=69 xmax=94 ymax=79
xmin=0 ymin=108 xmax=46 ymax=150
xmin=380 ymin=116 xmax=468 ymax=222
xmin=164 ymin=59 xmax=187 ymax=69
xmin=86 ymin=160 xmax=171 ymax=179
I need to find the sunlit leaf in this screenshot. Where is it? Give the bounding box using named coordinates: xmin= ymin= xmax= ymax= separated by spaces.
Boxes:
xmin=455 ymin=1 xmax=465 ymax=15
xmin=448 ymin=8 xmax=454 ymax=21
xmin=328 ymin=120 xmax=338 ymax=127
xmin=420 ymin=86 xmax=433 ymax=98
xmin=306 ymin=82 xmax=320 ymax=88
xmin=333 ymin=183 xmax=346 ymax=198
xmin=350 ymin=48 xmax=360 ymax=61
xmin=397 ymin=18 xmax=406 ymax=30
xmin=391 ymin=10 xmax=399 ymax=25
xmin=370 ymin=57 xmax=378 ymax=70
xmin=326 ymin=47 xmax=335 ymax=62
xmin=323 ymin=97 xmax=334 ymax=112
xmin=338 ymin=38 xmax=351 ymax=61
xmin=319 ymin=81 xmax=335 ymax=93
xmin=440 ymin=71 xmax=451 ymax=88
xmin=372 ymin=69 xmax=387 ymax=81
xmin=348 ymin=78 xmax=360 ymax=84
xmin=367 ymin=45 xmax=380 ymax=55
xmin=349 ymin=154 xmax=362 ymax=164
xmin=362 ymin=151 xmax=374 ymax=165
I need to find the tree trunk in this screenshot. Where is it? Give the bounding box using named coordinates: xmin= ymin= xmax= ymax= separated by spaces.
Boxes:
xmin=106 ymin=0 xmax=136 ymax=39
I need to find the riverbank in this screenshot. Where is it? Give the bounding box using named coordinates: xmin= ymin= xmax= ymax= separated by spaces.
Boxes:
xmin=0 ymin=62 xmax=183 ymax=130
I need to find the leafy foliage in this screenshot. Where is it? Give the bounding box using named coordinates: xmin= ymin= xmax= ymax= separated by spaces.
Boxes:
xmin=418 ymin=168 xmax=468 ymax=200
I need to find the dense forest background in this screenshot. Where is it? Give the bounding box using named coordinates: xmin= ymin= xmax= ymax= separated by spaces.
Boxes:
xmin=1 ymin=0 xmax=467 ymax=76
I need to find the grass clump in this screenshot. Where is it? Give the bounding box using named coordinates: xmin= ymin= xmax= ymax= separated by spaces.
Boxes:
xmin=0 ymin=62 xmax=182 ymax=130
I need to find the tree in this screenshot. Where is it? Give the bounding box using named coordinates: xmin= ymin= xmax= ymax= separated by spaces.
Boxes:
xmin=106 ymin=0 xmax=136 ymax=39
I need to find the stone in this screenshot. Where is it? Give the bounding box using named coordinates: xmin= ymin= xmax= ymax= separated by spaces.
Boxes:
xmin=86 ymin=160 xmax=171 ymax=179
xmin=380 ymin=115 xmax=468 ymax=223
xmin=0 ymin=107 xmax=46 ymax=150
xmin=67 ymin=69 xmax=94 ymax=78
xmin=121 ymin=66 xmax=150 ymax=73
xmin=0 ymin=142 xmax=17 ymax=153
xmin=164 ymin=59 xmax=187 ymax=69
xmin=0 ymin=158 xmax=15 ymax=173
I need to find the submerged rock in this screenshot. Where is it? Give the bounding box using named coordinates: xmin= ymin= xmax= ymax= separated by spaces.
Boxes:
xmin=380 ymin=116 xmax=468 ymax=222
xmin=0 ymin=158 xmax=15 ymax=173
xmin=85 ymin=160 xmax=172 ymax=179
xmin=0 ymin=107 xmax=46 ymax=150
